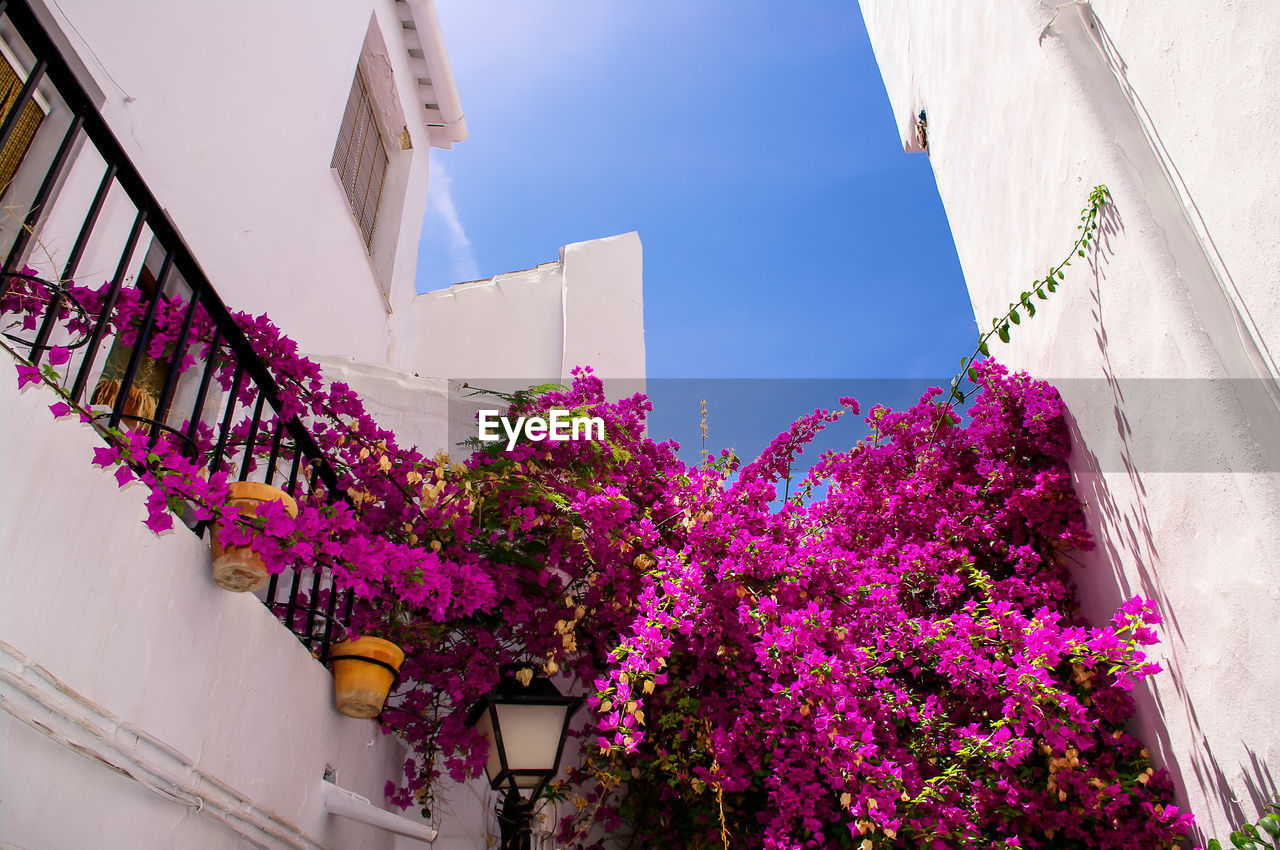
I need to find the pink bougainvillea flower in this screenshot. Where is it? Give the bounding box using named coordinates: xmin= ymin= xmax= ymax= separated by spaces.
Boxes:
xmin=92 ymin=445 xmax=120 ymax=467
xmin=15 ymin=363 xmax=40 ymax=389
xmin=143 ymin=507 xmax=173 ymax=534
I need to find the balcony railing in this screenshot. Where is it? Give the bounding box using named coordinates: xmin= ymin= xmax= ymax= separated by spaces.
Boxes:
xmin=0 ymin=0 xmax=352 ymax=660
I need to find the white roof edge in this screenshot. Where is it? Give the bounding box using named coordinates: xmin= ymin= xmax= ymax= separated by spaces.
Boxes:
xmin=403 ymin=0 xmax=468 ymax=148
xmin=415 ymin=260 xmax=563 ymax=299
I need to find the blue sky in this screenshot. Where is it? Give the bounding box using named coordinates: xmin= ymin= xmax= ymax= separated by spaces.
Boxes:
xmin=418 ymin=2 xmax=976 ymax=468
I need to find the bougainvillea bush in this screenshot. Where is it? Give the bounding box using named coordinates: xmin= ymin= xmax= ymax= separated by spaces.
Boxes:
xmin=566 ymin=364 xmax=1193 ymax=848
xmin=5 ymin=272 xmax=1194 ymax=848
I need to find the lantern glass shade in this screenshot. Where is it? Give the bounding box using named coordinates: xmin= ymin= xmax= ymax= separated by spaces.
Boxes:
xmin=475 ymin=704 xmax=572 ymax=788
xmin=466 ymin=668 xmax=583 ymax=795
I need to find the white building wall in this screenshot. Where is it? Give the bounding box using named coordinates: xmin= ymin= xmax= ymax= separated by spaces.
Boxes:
xmin=0 ymin=4 xmax=647 ymax=846
xmin=859 ymin=0 xmax=1280 ymax=837
xmin=402 ymin=231 xmax=646 ymax=387
xmin=0 ymin=374 xmax=419 ymax=850
xmin=20 ymin=0 xmax=448 ymax=364
xmin=317 ymin=233 xmax=645 ymax=465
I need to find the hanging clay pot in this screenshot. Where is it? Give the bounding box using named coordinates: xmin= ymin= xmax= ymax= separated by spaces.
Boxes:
xmin=329 ymin=636 xmax=405 ymax=718
xmin=209 ymin=480 xmax=298 ymax=592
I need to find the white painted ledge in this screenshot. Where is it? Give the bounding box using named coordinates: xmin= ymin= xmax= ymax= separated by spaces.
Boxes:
xmin=322 ymin=780 xmax=437 ymax=843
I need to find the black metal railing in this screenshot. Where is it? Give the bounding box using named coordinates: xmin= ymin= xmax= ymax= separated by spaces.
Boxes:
xmin=0 ymin=0 xmax=352 ymax=660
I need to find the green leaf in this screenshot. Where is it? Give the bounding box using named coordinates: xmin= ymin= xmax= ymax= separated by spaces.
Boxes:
xmin=950 ymin=387 xmax=964 ymax=403
xmin=1207 ymin=839 xmax=1221 ymax=850
xmin=1008 ymin=310 xmax=1020 ymax=325
xmin=997 ymin=325 xmax=1010 ymax=344
xmin=1057 ymin=271 xmax=1065 ymax=280
xmin=1078 ymin=249 xmax=1086 ymax=257
xmin=1036 ymin=288 xmax=1047 ymax=299
xmin=967 ymin=366 xmax=980 ymax=383
xmin=978 ymin=339 xmax=989 ymax=356
xmin=1025 ymin=302 xmax=1036 ymax=318
xmin=1047 ymin=281 xmax=1057 ymax=293
xmin=1259 ymin=814 xmax=1280 ymax=838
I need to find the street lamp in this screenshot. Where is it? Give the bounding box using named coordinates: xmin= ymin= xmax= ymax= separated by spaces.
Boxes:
xmin=466 ymin=665 xmax=582 ymax=850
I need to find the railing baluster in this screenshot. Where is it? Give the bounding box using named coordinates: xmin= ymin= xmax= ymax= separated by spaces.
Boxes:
xmin=29 ymin=163 xmax=118 ymax=363
xmin=264 ymin=418 xmax=285 ymax=485
xmin=265 ymin=573 xmax=280 ymax=609
xmin=59 ymin=163 xmax=117 ymax=280
xmin=108 ymin=250 xmax=172 ymax=429
xmin=1 ymin=114 xmax=82 ymax=284
xmin=207 ymin=365 xmax=244 ymax=477
xmin=284 ymin=441 xmax=303 ymax=496
xmin=238 ymin=392 xmax=267 ymax=481
xmin=69 ymin=209 xmax=146 ymax=402
xmin=284 ymin=569 xmax=304 ymax=644
xmin=146 ymin=291 xmax=200 ymax=447
xmin=184 ymin=320 xmax=222 ymax=444
xmin=319 ymin=573 xmax=341 ymax=663
xmin=342 ymin=589 xmax=355 ymax=640
xmin=304 ymin=568 xmax=324 ymax=655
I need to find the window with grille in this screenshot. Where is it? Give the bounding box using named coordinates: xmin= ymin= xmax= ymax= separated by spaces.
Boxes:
xmin=0 ymin=48 xmax=47 ymax=201
xmin=331 ymin=69 xmax=388 ymax=250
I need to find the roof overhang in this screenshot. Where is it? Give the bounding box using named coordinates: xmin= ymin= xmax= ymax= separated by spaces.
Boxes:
xmin=395 ymin=0 xmax=468 ymax=149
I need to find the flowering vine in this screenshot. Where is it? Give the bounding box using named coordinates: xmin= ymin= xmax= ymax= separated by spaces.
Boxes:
xmin=2 ymin=184 xmax=1196 ymax=848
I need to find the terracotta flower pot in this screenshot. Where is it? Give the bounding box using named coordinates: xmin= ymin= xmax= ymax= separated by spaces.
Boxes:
xmin=209 ymin=480 xmax=298 ymax=592
xmin=330 ymin=636 xmax=405 ymax=718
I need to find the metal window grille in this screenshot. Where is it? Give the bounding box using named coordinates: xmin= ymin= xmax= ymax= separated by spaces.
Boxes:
xmin=0 ymin=50 xmax=46 ymax=200
xmin=331 ymin=69 xmax=387 ymax=250
xmin=0 ymin=0 xmax=355 ymax=661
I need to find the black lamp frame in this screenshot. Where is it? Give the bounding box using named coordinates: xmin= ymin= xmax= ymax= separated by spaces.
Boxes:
xmin=465 ymin=665 xmax=582 ymax=850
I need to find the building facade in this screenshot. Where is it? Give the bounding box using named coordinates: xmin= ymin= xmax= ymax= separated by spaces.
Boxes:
xmin=859 ymin=0 xmax=1280 ymax=839
xmin=0 ymin=1 xmax=642 ymax=847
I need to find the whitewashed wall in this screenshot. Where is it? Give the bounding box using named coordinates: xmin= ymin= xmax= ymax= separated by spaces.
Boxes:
xmin=401 ymin=232 xmax=646 ymax=389
xmin=0 ymin=372 xmax=428 ymax=849
xmin=0 ymin=5 xmax=648 ymax=846
xmin=18 ymin=0 xmax=450 ymax=364
xmin=316 ymin=236 xmax=646 ymax=471
xmin=859 ymin=0 xmax=1280 ymax=837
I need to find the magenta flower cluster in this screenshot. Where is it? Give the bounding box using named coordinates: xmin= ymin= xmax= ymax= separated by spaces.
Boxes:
xmin=5 ymin=274 xmax=1193 ymax=848
xmin=572 ymin=364 xmax=1192 ymax=848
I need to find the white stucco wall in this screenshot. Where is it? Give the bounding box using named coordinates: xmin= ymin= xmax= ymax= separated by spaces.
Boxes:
xmin=0 ymin=373 xmax=421 ymax=850
xmin=401 ymin=232 xmax=646 ymax=390
xmin=15 ymin=0 xmax=450 ymax=364
xmin=859 ymin=0 xmax=1280 ymax=837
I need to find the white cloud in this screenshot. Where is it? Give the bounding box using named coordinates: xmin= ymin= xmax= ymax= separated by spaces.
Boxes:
xmin=427 ymin=158 xmax=480 ymax=283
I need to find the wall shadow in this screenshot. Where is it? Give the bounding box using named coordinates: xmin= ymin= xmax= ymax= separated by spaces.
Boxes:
xmin=1062 ymin=199 xmax=1276 ymax=843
